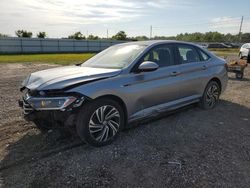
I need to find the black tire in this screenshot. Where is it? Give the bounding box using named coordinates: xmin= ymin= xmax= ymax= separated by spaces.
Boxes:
xmin=76 ymin=98 xmax=125 ymax=147
xmin=199 ymin=81 xmax=221 ymax=110
xmin=236 ymin=72 xmax=244 ymax=79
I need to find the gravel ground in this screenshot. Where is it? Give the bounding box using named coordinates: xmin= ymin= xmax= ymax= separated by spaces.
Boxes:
xmin=0 ymin=62 xmax=249 ymax=188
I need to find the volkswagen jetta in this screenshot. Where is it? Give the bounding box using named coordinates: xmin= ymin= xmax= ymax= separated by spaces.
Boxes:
xmin=19 ymin=41 xmax=228 ymax=146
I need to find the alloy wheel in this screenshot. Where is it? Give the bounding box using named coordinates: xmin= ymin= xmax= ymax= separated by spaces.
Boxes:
xmin=89 ymin=105 xmax=120 ymax=142
xmin=205 ymin=84 xmax=220 ymax=108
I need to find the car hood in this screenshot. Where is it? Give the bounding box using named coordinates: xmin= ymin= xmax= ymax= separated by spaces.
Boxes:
xmin=23 ymin=66 xmax=121 ymax=90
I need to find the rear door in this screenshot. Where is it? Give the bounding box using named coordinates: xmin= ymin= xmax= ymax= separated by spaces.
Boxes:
xmin=175 ymin=44 xmax=211 ymax=98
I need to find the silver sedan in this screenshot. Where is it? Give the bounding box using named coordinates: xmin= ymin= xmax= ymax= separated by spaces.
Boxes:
xmin=20 ymin=40 xmax=228 ymax=146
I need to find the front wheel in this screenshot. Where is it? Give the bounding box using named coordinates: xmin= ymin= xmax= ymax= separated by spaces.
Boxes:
xmin=199 ymin=81 xmax=221 ymax=110
xmin=76 ymin=98 xmax=125 ymax=147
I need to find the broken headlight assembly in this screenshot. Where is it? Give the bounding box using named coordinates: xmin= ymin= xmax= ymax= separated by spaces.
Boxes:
xmin=26 ymin=96 xmax=84 ymax=111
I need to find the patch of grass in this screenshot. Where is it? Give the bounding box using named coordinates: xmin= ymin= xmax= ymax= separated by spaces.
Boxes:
xmin=208 ymin=48 xmax=239 ymax=58
xmin=208 ymin=48 xmax=239 ymax=52
xmin=0 ymin=53 xmax=95 ymax=65
xmin=212 ymin=51 xmax=238 ymax=57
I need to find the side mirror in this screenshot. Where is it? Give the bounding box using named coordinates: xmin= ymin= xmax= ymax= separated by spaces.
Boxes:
xmin=138 ymin=61 xmax=159 ymax=72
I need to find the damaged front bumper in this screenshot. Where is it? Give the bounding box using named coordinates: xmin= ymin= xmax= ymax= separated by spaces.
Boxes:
xmin=18 ymin=89 xmax=86 ymax=128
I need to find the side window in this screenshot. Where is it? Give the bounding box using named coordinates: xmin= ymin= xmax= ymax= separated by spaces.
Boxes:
xmin=198 ymin=49 xmax=210 ymax=61
xmin=177 ymin=45 xmax=201 ymax=63
xmin=142 ymin=45 xmax=175 ymax=68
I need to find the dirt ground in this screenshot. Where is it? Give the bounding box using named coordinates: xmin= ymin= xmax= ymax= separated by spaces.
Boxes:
xmin=0 ymin=62 xmax=249 ymax=188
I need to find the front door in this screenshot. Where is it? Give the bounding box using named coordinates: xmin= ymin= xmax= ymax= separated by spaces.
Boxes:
xmin=128 ymin=44 xmax=182 ymax=112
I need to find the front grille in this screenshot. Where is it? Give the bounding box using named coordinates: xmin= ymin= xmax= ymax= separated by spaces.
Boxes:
xmin=23 ymin=99 xmax=34 ymax=115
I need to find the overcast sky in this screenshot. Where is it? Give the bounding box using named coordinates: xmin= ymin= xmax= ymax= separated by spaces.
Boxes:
xmin=0 ymin=0 xmax=250 ymax=38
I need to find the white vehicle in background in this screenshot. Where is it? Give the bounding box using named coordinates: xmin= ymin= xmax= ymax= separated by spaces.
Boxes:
xmin=239 ymin=43 xmax=250 ymax=59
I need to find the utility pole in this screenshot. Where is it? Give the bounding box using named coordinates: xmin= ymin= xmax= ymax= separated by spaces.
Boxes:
xmin=107 ymin=29 xmax=109 ymax=39
xmin=150 ymin=25 xmax=152 ymax=39
xmin=238 ymin=16 xmax=244 ymax=42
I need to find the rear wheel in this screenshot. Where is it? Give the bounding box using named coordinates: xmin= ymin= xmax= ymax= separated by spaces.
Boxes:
xmin=199 ymin=81 xmax=221 ymax=109
xmin=236 ymin=72 xmax=244 ymax=79
xmin=76 ymin=98 xmax=125 ymax=147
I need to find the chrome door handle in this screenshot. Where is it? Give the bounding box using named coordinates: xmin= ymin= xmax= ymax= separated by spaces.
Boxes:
xmin=170 ymin=71 xmax=181 ymax=76
xmin=202 ymin=65 xmax=207 ymax=70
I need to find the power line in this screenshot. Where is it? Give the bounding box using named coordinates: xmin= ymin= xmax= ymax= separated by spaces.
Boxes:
xmin=163 ymin=17 xmax=249 ymax=28
xmin=72 ymin=16 xmax=250 ymax=38
xmin=153 ymin=18 xmax=248 ymax=29
xmin=102 ymin=16 xmax=250 ymax=37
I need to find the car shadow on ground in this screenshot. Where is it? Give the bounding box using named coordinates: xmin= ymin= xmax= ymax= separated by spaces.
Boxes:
xmin=0 ymin=127 xmax=82 ymax=170
xmin=1 ymin=99 xmax=250 ymax=187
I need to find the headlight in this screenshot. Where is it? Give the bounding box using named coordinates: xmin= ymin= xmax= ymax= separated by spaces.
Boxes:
xmin=27 ymin=96 xmax=77 ymax=110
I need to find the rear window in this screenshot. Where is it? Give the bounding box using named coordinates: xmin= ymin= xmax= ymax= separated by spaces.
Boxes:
xmin=198 ymin=49 xmax=210 ymax=61
xmin=177 ymin=45 xmax=200 ymax=63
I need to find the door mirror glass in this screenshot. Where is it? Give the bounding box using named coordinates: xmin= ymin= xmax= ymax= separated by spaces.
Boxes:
xmin=138 ymin=61 xmax=159 ymax=72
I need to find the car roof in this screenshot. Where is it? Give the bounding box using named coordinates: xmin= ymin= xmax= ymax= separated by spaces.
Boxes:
xmin=118 ymin=40 xmax=199 ymax=47
xmin=116 ymin=40 xmax=215 ymax=57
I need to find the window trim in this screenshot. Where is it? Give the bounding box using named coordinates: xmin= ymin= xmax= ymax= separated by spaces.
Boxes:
xmin=175 ymin=43 xmax=211 ymax=64
xmin=195 ymin=46 xmax=211 ymax=62
xmin=131 ymin=43 xmax=177 ymax=73
xmin=176 ymin=44 xmax=202 ymax=64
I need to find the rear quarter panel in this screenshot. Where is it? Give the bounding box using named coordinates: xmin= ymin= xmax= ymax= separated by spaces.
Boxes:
xmin=206 ymin=57 xmax=228 ymax=93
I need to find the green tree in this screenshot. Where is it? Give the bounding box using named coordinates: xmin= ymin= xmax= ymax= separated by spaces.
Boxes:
xmin=0 ymin=33 xmax=8 ymax=37
xmin=134 ymin=36 xmax=149 ymax=41
xmin=241 ymin=33 xmax=250 ymax=43
xmin=176 ymin=33 xmax=184 ymax=41
xmin=37 ymin=32 xmax=47 ymax=38
xmin=68 ymin=32 xmax=85 ymax=40
xmin=224 ymin=33 xmax=233 ymax=42
xmin=15 ymin=30 xmax=33 ymax=38
xmin=87 ymin=34 xmax=99 ymax=40
xmin=203 ymin=32 xmax=213 ymax=42
xmin=212 ymin=32 xmax=224 ymax=42
xmin=189 ymin=32 xmax=204 ymax=42
xmin=112 ymin=31 xmax=127 ymax=40
xmin=153 ymin=36 xmax=169 ymax=40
